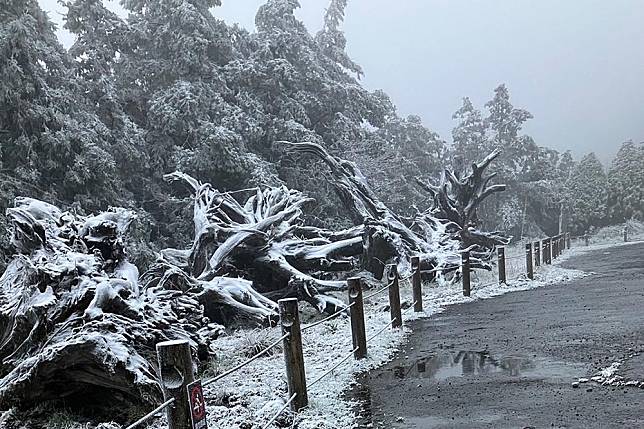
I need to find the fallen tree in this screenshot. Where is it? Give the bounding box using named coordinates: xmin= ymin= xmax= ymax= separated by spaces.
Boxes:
xmin=0 ymin=147 xmax=508 ymax=418
xmin=0 ymin=197 xmax=222 ymax=417
xmin=154 ymin=172 xmax=367 ymax=317
xmin=281 ymin=141 xmax=509 ymax=279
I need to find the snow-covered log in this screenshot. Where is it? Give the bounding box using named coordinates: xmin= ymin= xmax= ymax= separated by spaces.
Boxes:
xmin=281 ymin=141 xmax=507 ymax=278
xmin=0 ymin=198 xmax=223 ymax=414
xmin=160 ymin=172 xmax=365 ymax=314
xmin=281 ymin=141 xmax=450 ymax=278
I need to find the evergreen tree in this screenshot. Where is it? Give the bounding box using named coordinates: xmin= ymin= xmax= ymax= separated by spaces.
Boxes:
xmin=0 ymin=0 xmax=122 ymax=208
xmin=63 ymin=0 xmax=149 ymax=203
xmin=567 ymin=152 xmax=608 ymax=234
xmin=315 ymin=0 xmax=363 ymax=78
xmin=361 ymin=114 xmax=446 ymax=215
xmin=451 ymin=97 xmax=489 ymax=172
xmin=607 ymin=141 xmax=644 ymax=222
xmin=484 ymin=84 xmax=538 ymax=179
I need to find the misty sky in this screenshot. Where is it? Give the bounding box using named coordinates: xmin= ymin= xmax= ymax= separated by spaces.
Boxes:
xmin=39 ymin=0 xmax=644 ymax=164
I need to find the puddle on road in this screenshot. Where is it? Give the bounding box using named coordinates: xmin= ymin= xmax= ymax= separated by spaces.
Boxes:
xmin=349 ymin=350 xmax=585 ymax=427
xmin=375 ymin=350 xmax=581 ymax=382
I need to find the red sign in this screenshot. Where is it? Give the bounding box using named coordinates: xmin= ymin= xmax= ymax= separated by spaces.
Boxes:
xmin=187 ymin=379 xmax=208 ymax=429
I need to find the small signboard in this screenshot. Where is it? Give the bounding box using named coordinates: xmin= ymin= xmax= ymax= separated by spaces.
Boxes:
xmin=187 ymin=379 xmax=208 ymax=429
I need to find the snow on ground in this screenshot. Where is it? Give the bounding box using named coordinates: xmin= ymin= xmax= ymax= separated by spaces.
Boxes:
xmin=576 ymin=358 xmax=644 ymax=389
xmin=143 ymin=247 xmax=600 ymax=429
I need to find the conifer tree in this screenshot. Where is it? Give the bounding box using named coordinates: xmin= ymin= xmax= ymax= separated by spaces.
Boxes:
xmin=567 ymin=152 xmax=608 ymax=234
xmin=0 ymin=0 xmax=121 ymax=208
xmin=452 ymin=97 xmax=489 ymax=172
xmin=607 ymin=141 xmax=644 ymax=222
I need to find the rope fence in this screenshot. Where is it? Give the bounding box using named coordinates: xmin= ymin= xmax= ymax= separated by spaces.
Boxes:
xmin=122 ymin=228 xmax=630 ymax=429
xmin=124 ymin=398 xmax=175 ymax=429
xmin=202 ymin=332 xmax=289 ymax=387
xmin=259 ymin=393 xmax=298 ymax=429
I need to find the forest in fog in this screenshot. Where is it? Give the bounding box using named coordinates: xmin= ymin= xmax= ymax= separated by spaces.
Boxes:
xmin=1 ymin=0 xmax=643 ymax=274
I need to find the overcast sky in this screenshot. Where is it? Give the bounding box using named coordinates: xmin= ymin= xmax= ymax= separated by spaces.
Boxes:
xmin=40 ymin=0 xmax=644 ymax=164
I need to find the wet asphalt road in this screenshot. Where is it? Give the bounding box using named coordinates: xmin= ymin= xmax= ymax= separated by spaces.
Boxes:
xmin=355 ymin=242 xmax=644 ymax=428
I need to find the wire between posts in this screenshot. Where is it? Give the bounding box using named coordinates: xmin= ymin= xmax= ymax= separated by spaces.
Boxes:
xmin=124 ymin=397 xmax=175 ymax=429
xmin=365 ymin=299 xmax=418 ymax=344
xmin=301 ymin=302 xmax=355 ymax=332
xmin=363 ymin=283 xmax=390 ymax=300
xmin=260 ymin=393 xmax=297 ymax=429
xmin=367 ymin=317 xmax=397 ymax=342
xmin=473 ymin=281 xmax=497 ymax=289
xmin=308 ymin=346 xmax=360 ymax=388
xmin=402 ymin=300 xmax=418 ymax=315
xmin=399 ymin=272 xmax=415 ymax=282
xmin=202 ymin=332 xmax=290 ymax=388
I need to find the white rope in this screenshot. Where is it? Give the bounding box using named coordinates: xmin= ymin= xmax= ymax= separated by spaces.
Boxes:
xmin=124 ymin=397 xmax=175 ymax=429
xmin=203 ymin=332 xmax=289 ymax=387
xmin=260 ymin=393 xmax=297 ymax=429
xmin=363 ymin=283 xmax=390 ymax=300
xmin=366 ymin=317 xmax=397 ymax=342
xmin=301 ymin=302 xmax=354 ymax=332
xmin=308 ymin=347 xmax=359 ymax=388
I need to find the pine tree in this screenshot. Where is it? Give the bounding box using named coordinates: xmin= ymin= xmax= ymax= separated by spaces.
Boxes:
xmin=567 ymin=152 xmax=608 ymax=234
xmin=0 ymin=0 xmax=122 ymax=208
xmin=484 ymin=84 xmax=537 ymax=179
xmin=607 ymin=141 xmax=644 ymax=222
xmin=315 ymin=0 xmax=363 ymax=78
xmin=63 ymin=0 xmax=149 ymax=203
xmin=451 ymin=97 xmax=489 ymax=172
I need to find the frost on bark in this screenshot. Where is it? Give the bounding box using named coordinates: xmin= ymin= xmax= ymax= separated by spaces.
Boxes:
xmin=282 ymin=142 xmax=508 ymax=278
xmin=281 ymin=142 xmax=446 ymax=279
xmin=415 ymin=149 xmax=511 ymax=261
xmin=157 ymin=172 xmax=365 ymax=316
xmin=0 ymin=197 xmax=222 ymax=413
xmin=0 ymin=183 xmax=366 ymax=414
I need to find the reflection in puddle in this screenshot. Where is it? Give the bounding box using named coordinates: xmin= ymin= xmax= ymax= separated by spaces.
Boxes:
xmin=380 ymin=350 xmax=538 ymax=381
xmin=351 ymin=350 xmax=584 ymax=427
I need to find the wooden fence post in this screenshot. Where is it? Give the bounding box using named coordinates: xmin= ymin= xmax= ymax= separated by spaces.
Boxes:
xmin=566 ymin=232 xmax=571 ymax=249
xmin=411 ymin=256 xmax=423 ymax=312
xmin=278 ymin=298 xmax=308 ymax=411
xmin=584 ymin=234 xmax=589 ymax=246
xmin=554 ymin=236 xmax=559 ymax=259
xmin=156 ymin=340 xmax=194 ymax=429
xmin=534 ymin=241 xmax=541 ymax=267
xmin=624 ymin=227 xmax=628 ymax=242
xmin=498 ymin=247 xmax=506 ymax=284
xmin=387 ymin=265 xmax=402 ymax=328
xmin=347 ymin=277 xmax=367 ymax=359
xmin=526 ymin=243 xmax=534 ymax=280
xmin=545 ymin=238 xmax=552 ymax=264
xmin=462 ymin=251 xmax=471 ymax=297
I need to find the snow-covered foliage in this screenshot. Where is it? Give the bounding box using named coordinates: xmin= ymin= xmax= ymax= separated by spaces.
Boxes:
xmin=607 ymin=141 xmax=644 ymax=222
xmin=566 ymin=152 xmax=608 ymax=234
xmin=447 ymin=85 xmax=575 ymax=239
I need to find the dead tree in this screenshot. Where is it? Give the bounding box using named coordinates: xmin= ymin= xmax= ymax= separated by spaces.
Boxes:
xmin=0 ymin=188 xmax=362 ymax=417
xmin=281 ymin=142 xmax=459 ymax=279
xmin=155 ymin=172 xmax=367 ymax=315
xmin=0 ymin=197 xmax=222 ymax=417
xmin=415 ymin=150 xmax=511 ymax=260
xmin=281 ymin=142 xmax=508 ymax=278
